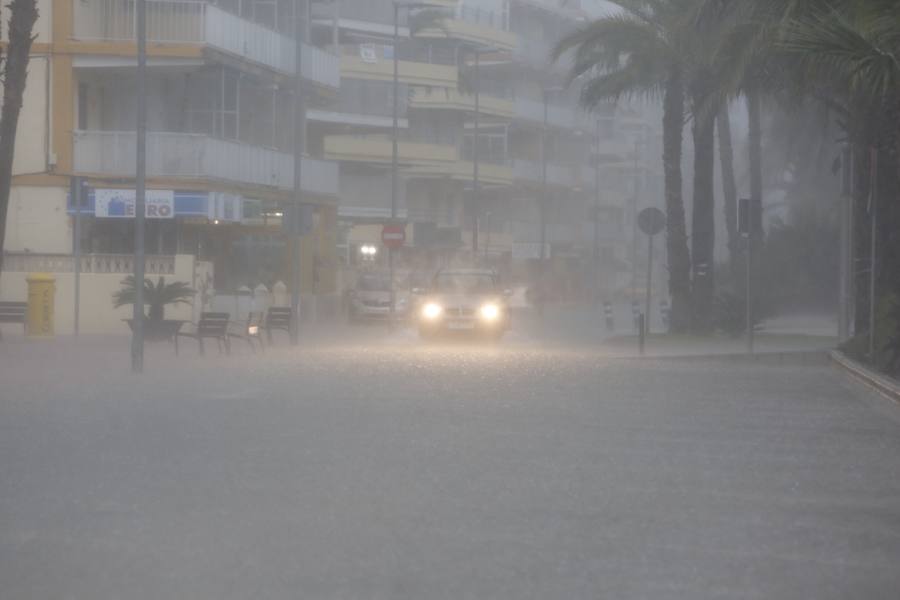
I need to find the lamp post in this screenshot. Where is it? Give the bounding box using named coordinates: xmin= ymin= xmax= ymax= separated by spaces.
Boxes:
xmin=593 ymin=118 xmax=602 ymax=309
xmin=392 ymin=1 xmax=443 ymax=324
xmin=630 ymin=137 xmax=642 ymax=305
xmin=131 ymin=0 xmax=147 ymax=372
xmin=538 ymin=86 xmax=564 ymax=318
xmin=288 ymin=0 xmax=308 ymax=345
xmin=464 ymin=45 xmax=499 ymax=255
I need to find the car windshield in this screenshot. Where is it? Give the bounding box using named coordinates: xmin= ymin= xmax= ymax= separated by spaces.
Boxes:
xmin=434 ymin=272 xmax=496 ymax=293
xmin=357 ymin=274 xmax=391 ymax=292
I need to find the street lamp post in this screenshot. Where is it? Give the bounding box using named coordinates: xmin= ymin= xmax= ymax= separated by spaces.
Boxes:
xmin=131 ymin=0 xmax=147 ymax=373
xmin=593 ymin=118 xmax=602 ymax=309
xmin=538 ymin=86 xmax=564 ymax=318
xmin=472 ymin=48 xmax=480 ymax=254
xmin=289 ymin=0 xmax=307 ymax=346
xmin=392 ymin=1 xmax=443 ymax=324
xmin=630 ymin=138 xmax=640 ymax=305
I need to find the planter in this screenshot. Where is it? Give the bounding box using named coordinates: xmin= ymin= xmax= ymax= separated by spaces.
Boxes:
xmin=124 ymin=319 xmax=185 ymax=342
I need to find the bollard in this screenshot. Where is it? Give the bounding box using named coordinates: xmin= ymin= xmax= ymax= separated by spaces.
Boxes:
xmin=638 ymin=313 xmax=645 ymax=355
xmin=26 ymin=273 xmax=56 ymax=337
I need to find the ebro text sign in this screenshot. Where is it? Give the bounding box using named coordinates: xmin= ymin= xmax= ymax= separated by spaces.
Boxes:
xmin=95 ymin=189 xmax=175 ymax=219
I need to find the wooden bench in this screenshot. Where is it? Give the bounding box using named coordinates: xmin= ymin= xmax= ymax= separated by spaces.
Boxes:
xmin=175 ymin=312 xmax=231 ymax=356
xmin=0 ymin=301 xmax=27 ymax=336
xmin=263 ymin=307 xmax=293 ymax=344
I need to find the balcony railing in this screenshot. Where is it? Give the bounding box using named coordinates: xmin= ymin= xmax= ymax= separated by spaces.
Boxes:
xmin=73 ymin=130 xmax=339 ymax=197
xmin=73 ymin=0 xmax=339 ymax=89
xmin=514 ymin=97 xmax=578 ymax=130
xmin=513 ymin=159 xmax=577 ymax=188
xmin=455 ymin=4 xmax=508 ymax=31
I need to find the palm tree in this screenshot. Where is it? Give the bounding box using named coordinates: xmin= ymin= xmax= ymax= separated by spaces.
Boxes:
xmin=691 ymin=0 xmax=808 ymax=272
xmin=554 ymin=0 xmax=693 ymax=332
xmin=0 ymin=0 xmax=39 ymax=279
xmin=113 ymin=276 xmax=195 ymax=322
xmin=777 ymin=0 xmax=900 ymax=355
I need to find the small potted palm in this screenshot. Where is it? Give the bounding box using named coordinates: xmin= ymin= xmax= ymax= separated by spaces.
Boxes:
xmin=114 ymin=276 xmax=195 ymax=341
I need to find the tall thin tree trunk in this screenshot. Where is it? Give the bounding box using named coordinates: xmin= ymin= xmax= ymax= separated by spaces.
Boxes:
xmin=0 ymin=0 xmax=39 ymax=278
xmin=691 ymin=86 xmax=716 ymax=333
xmin=663 ymin=69 xmax=691 ymax=333
xmin=717 ymin=107 xmax=740 ymax=277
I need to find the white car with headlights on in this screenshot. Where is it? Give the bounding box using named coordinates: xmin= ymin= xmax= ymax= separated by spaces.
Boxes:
xmin=415 ymin=269 xmax=511 ymax=339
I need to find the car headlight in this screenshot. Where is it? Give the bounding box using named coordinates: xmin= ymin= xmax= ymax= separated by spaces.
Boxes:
xmin=479 ymin=303 xmax=500 ymax=321
xmin=421 ymin=302 xmax=443 ymax=320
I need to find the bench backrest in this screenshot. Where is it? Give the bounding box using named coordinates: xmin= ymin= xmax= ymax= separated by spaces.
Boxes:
xmin=266 ymin=307 xmax=292 ymax=328
xmin=0 ymin=302 xmax=27 ymax=323
xmin=198 ymin=312 xmax=229 ymax=336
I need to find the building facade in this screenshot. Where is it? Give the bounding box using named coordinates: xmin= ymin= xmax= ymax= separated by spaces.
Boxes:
xmin=1 ymin=0 xmax=659 ymax=333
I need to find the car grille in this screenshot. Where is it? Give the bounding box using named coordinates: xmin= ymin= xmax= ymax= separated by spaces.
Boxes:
xmin=362 ymin=300 xmax=391 ymax=308
xmin=444 ymin=307 xmax=475 ymax=317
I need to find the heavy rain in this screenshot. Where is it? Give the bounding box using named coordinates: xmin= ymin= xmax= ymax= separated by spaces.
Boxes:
xmin=1 ymin=0 xmax=900 ymax=598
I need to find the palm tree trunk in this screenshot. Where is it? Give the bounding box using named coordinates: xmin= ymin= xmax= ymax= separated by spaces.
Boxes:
xmin=0 ymin=0 xmax=39 ymax=278
xmin=691 ymin=87 xmax=716 ymax=334
xmin=663 ymin=69 xmax=691 ymax=333
xmin=717 ymin=108 xmax=740 ymax=278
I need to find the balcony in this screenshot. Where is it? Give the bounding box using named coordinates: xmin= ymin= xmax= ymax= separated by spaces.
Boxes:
xmin=426 ymin=160 xmax=513 ymax=187
xmin=410 ymin=88 xmax=516 ymax=119
xmin=340 ymin=54 xmax=457 ymax=88
xmin=513 ymin=159 xmax=578 ymax=188
xmin=73 ymin=0 xmax=339 ymax=90
xmin=73 ymin=130 xmax=339 ymax=197
xmin=416 ymin=5 xmax=517 ymax=51
xmin=324 ymin=134 xmax=457 ymax=167
xmin=514 ymin=97 xmax=581 ymax=130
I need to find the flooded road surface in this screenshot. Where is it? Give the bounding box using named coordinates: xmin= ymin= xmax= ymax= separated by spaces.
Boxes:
xmin=1 ymin=328 xmax=898 ymax=599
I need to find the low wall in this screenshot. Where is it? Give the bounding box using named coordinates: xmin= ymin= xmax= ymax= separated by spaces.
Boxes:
xmin=0 ymin=254 xmax=201 ymax=335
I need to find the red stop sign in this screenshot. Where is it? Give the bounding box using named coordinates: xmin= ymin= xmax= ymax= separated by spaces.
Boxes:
xmin=381 ymin=224 xmax=406 ymax=249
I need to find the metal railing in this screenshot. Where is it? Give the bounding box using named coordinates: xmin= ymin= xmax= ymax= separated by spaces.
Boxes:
xmin=514 ymin=97 xmax=578 ymax=129
xmin=456 ymin=4 xmax=508 ymax=31
xmin=73 ymin=0 xmax=339 ymax=88
xmin=513 ymin=159 xmax=577 ymax=187
xmin=73 ymin=130 xmax=339 ymax=196
xmin=3 ymin=252 xmax=176 ymax=274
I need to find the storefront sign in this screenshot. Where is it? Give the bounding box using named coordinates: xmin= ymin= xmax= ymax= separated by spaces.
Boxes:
xmin=94 ymin=189 xmax=175 ymax=218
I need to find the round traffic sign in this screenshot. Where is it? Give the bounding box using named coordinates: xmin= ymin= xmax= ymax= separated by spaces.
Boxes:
xmin=638 ymin=207 xmax=666 ymax=236
xmin=381 ymin=224 xmax=406 ymax=249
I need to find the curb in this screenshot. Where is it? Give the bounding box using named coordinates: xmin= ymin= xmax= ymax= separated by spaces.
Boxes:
xmin=610 ymin=350 xmax=830 ymax=366
xmin=830 ymin=350 xmax=900 ymax=404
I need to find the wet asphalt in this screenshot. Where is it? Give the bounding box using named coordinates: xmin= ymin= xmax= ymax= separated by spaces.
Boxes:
xmin=1 ymin=325 xmax=898 ymax=599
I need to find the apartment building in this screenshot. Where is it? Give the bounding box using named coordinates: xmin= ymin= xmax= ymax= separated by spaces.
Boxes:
xmin=3 ymin=0 xmax=342 ymax=332
xmin=311 ymin=0 xmax=658 ymax=300
xmin=1 ymin=0 xmax=659 ymax=333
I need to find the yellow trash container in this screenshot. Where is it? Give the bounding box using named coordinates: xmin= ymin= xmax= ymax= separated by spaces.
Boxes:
xmin=26 ymin=273 xmax=56 ymax=337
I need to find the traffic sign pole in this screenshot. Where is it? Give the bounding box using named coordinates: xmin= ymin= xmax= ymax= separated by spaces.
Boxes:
xmin=645 ymin=232 xmax=653 ymax=336
xmin=382 ymin=223 xmax=406 ymax=329
xmin=637 ymin=207 xmax=666 ymax=348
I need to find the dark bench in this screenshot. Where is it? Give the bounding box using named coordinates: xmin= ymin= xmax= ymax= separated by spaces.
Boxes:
xmin=0 ymin=301 xmax=27 ymax=336
xmin=175 ymin=312 xmax=231 ymax=355
xmin=263 ymin=307 xmax=293 ymax=343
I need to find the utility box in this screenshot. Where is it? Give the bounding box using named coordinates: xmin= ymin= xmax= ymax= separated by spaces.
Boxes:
xmin=26 ymin=273 xmax=56 ymax=337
